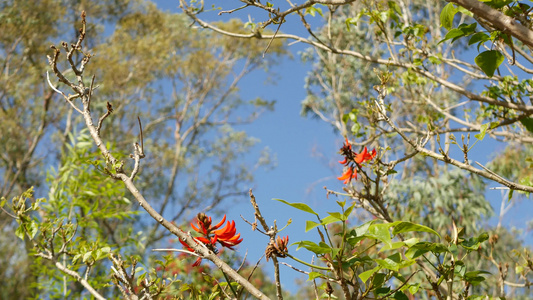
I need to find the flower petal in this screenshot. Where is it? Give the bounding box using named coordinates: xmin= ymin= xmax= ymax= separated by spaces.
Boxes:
xmin=213 ymin=214 xmax=227 ymax=230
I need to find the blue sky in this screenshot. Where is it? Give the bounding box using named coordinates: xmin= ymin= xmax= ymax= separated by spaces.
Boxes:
xmin=152 ymin=0 xmax=532 ymax=293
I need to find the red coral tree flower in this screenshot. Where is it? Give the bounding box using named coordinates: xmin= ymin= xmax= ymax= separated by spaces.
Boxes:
xmin=179 ymin=213 xmax=243 ymax=266
xmin=337 ymin=138 xmax=376 ymax=184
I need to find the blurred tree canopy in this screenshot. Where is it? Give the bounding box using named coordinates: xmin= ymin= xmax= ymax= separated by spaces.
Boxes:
xmin=0 ymin=0 xmax=285 ymax=298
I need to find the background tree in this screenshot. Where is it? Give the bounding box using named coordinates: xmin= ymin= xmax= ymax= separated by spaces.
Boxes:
xmin=0 ymin=0 xmax=285 ymax=298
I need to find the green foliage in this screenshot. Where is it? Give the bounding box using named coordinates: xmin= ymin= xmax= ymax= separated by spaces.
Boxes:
xmin=440 ymin=3 xmax=457 ymax=30
xmin=278 ymin=199 xmax=497 ymax=299
xmin=474 ymin=50 xmax=505 ymax=77
xmin=0 ymin=0 xmax=288 ymax=297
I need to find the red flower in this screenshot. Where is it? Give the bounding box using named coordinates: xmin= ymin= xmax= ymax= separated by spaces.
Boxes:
xmin=337 ymin=166 xmax=357 ymax=184
xmin=213 ymin=220 xmax=243 ymax=249
xmin=354 ymin=146 xmax=377 ymax=164
xmin=180 ymin=213 xmax=243 ymax=266
xmin=337 ymin=138 xmax=376 ymax=184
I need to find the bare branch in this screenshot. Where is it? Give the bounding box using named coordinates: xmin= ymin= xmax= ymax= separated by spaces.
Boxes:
xmin=180 ymin=6 xmax=533 ymax=114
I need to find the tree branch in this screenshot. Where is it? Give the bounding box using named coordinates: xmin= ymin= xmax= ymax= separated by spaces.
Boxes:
xmin=449 ymin=0 xmax=533 ymax=49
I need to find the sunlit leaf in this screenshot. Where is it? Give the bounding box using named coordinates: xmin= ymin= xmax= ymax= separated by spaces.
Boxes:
xmin=475 ymin=50 xmax=504 ymax=77
xmin=440 ymin=3 xmax=457 ymax=30
xmin=273 ymin=199 xmax=318 ymax=216
xmin=392 ymin=221 xmax=440 ymax=238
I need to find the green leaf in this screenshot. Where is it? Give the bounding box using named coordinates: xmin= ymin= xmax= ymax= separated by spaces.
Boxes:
xmin=343 ymin=201 xmax=356 ymax=218
xmin=83 ymin=251 xmax=93 ymax=263
xmin=355 ymin=220 xmax=375 ymax=236
xmin=375 ymin=253 xmax=402 ymax=271
xmin=464 ymin=270 xmax=491 ymax=285
xmin=519 ymin=117 xmax=533 ymax=133
xmin=305 ymin=6 xmax=323 ymax=17
xmin=73 ymin=254 xmax=82 ymax=264
xmin=375 ymin=287 xmax=391 ymax=297
xmin=468 ymin=32 xmax=490 ymax=45
xmin=408 ymin=283 xmax=420 ymax=294
xmin=392 ymin=221 xmax=441 ymax=238
xmin=15 ymin=225 xmax=25 ymax=240
xmin=480 ymin=0 xmax=513 ymax=9
xmin=296 ymin=241 xmax=331 ymax=255
xmin=403 ymin=237 xmax=420 ymax=248
xmin=394 ymin=291 xmax=409 ymax=300
xmin=474 ymin=123 xmax=489 ymax=141
xmin=345 ymin=18 xmax=357 ymax=31
xmin=327 ymin=211 xmax=346 ymax=221
xmin=372 ymin=273 xmax=387 ymax=289
xmin=379 ymin=241 xmax=406 ymax=252
xmin=455 ymin=260 xmax=467 ymax=277
xmin=359 ymin=266 xmax=380 ymax=283
xmin=440 ymin=3 xmax=457 ymax=30
xmin=76 ymin=141 xmax=94 ymax=149
xmin=305 ymin=220 xmax=320 ymax=232
xmin=320 ymin=215 xmax=343 ymax=226
xmin=273 ymin=199 xmax=318 ymax=216
xmin=460 ymin=232 xmax=489 ymax=250
xmin=208 ymin=292 xmax=221 ymax=300
xmin=346 ymin=221 xmax=377 ymax=246
xmin=519 ymin=175 xmax=532 ymax=190
xmin=439 ymin=23 xmax=477 ymax=44
xmin=442 ymin=28 xmax=467 ymax=42
xmin=475 ymin=50 xmax=504 ymax=77
xmin=365 ymin=223 xmax=392 ymax=246
xmin=405 ymin=242 xmax=449 ymax=259
xmin=308 ymin=271 xmax=322 ymax=281
xmin=27 ymin=221 xmax=38 ymax=239
xmin=346 ymin=231 xmax=366 ymax=246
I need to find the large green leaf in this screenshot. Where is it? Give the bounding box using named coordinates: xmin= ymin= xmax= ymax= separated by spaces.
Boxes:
xmin=460 ymin=232 xmax=489 ymax=250
xmin=273 ymin=198 xmax=318 ymax=216
xmin=440 ymin=3 xmax=457 ymax=30
xmin=392 ymin=221 xmax=441 ymax=238
xmin=359 ymin=266 xmax=380 ymax=283
xmin=365 ymin=223 xmax=392 ymax=246
xmin=305 ymin=220 xmax=320 ymax=232
xmin=475 ymin=50 xmax=504 ymax=77
xmin=394 ymin=291 xmax=409 ymax=300
xmin=295 ymin=241 xmax=331 ymax=254
xmin=468 ymin=32 xmax=490 ymax=46
xmin=463 ymin=270 xmax=491 ymax=285
xmin=439 ymin=23 xmax=477 ymax=44
xmin=519 ymin=117 xmax=533 ymax=134
xmin=405 ymin=242 xmax=449 ymax=259
xmin=375 ymin=253 xmax=402 ymax=271
xmin=356 ymin=220 xmax=376 ymax=235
